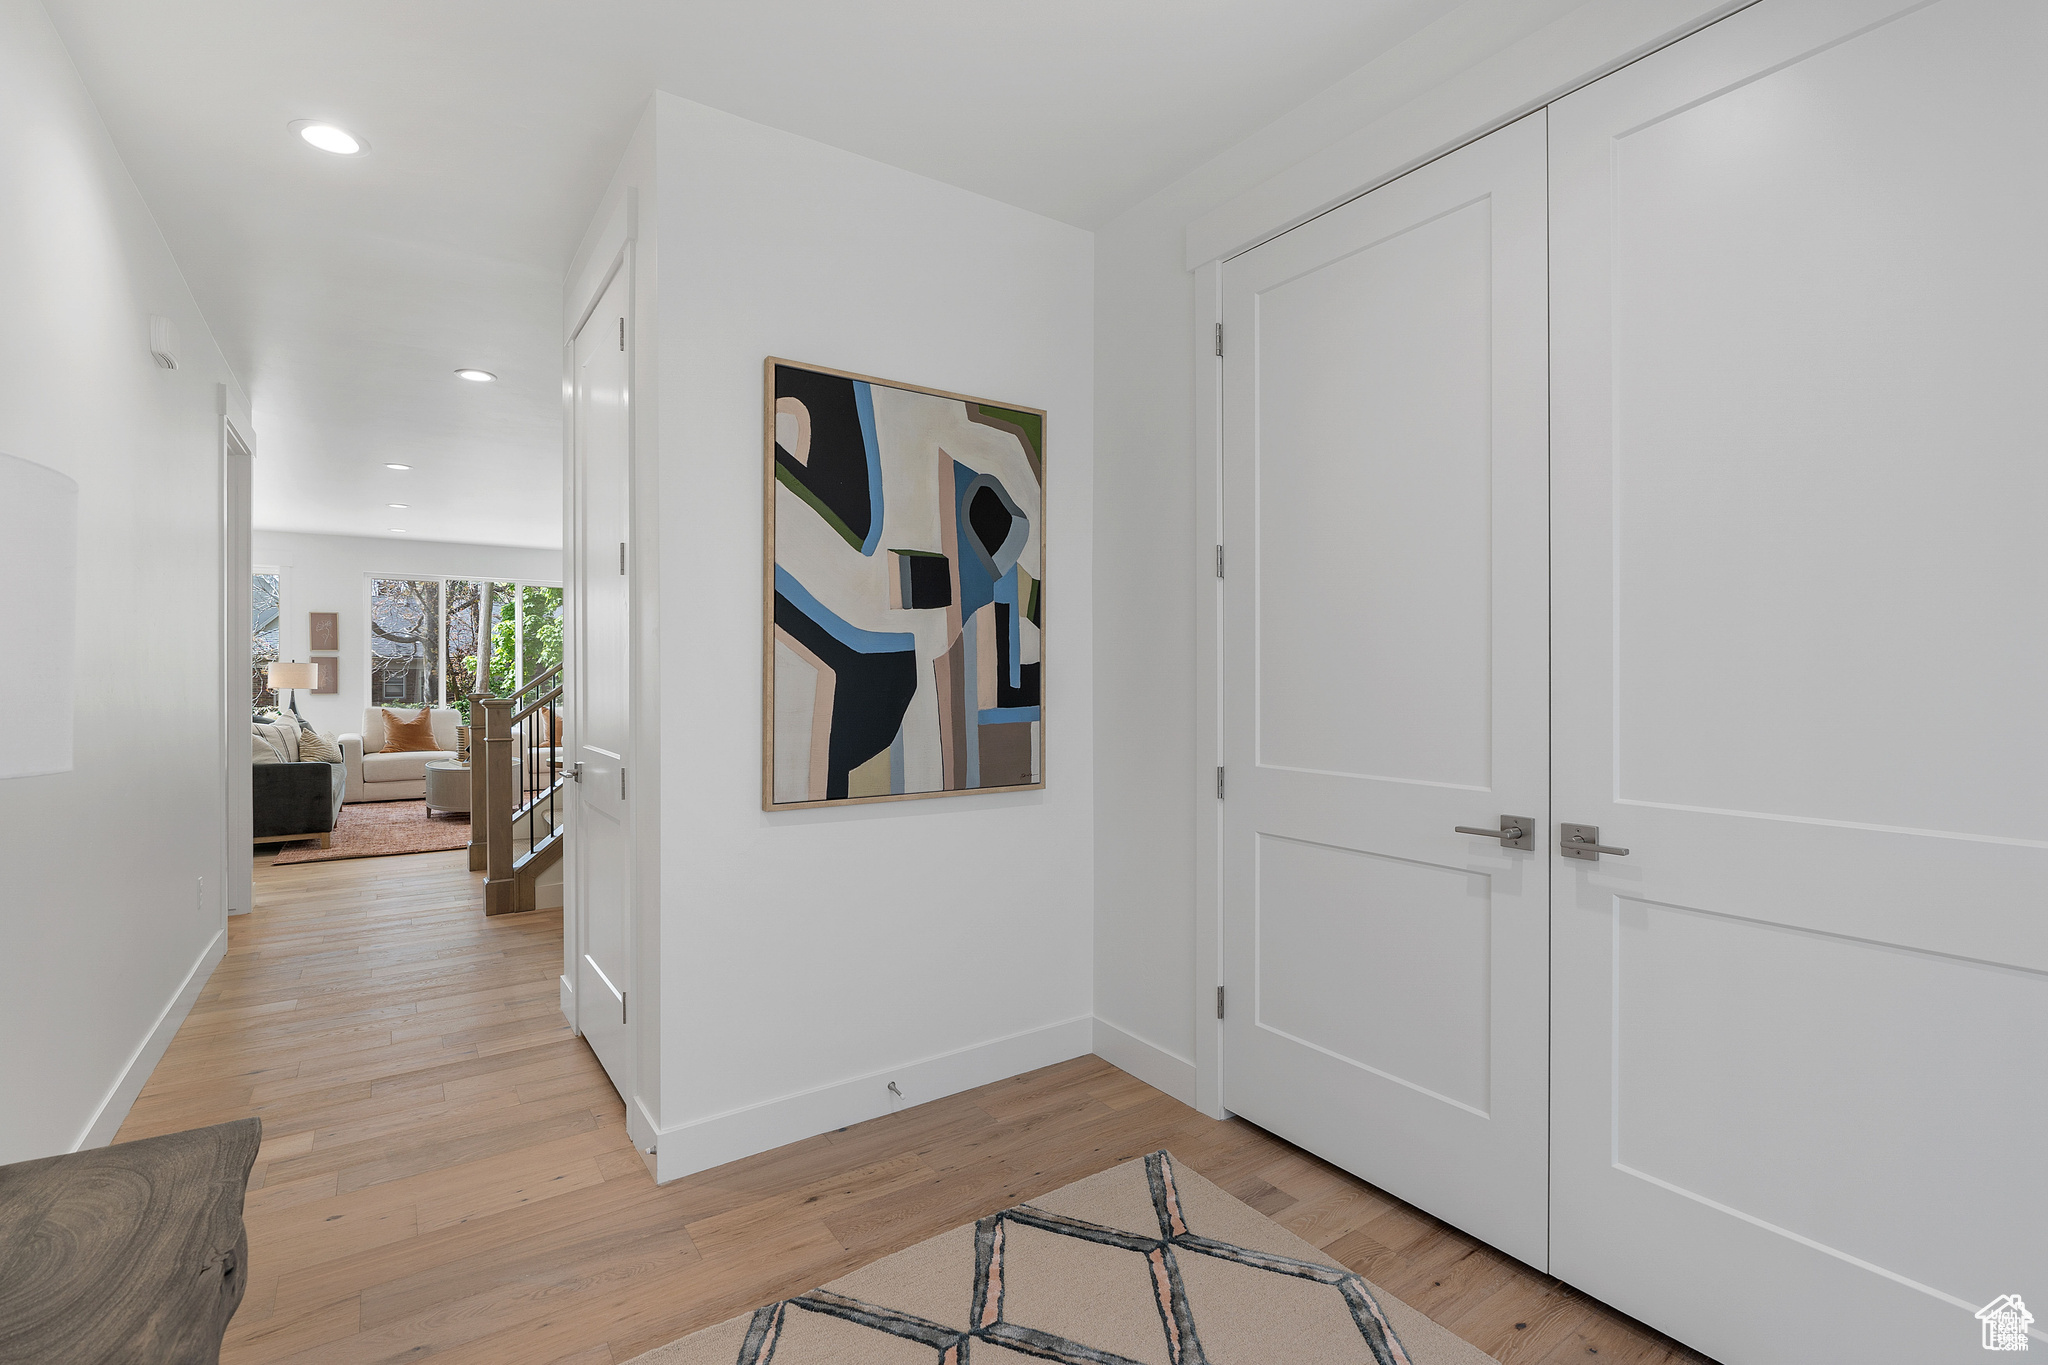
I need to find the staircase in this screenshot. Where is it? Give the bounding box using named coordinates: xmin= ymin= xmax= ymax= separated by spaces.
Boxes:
xmin=469 ymin=664 xmax=566 ymax=916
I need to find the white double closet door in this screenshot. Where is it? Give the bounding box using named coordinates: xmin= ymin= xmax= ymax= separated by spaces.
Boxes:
xmin=1221 ymin=1 xmax=2044 ymax=1361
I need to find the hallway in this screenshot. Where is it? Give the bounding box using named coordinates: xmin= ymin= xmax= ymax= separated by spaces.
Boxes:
xmin=110 ymin=852 xmax=1706 ymax=1365
xmin=116 ymin=852 xmax=598 ymax=1361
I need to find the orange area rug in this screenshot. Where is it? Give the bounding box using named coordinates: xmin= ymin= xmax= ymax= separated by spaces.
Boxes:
xmin=269 ymin=799 xmax=469 ymax=864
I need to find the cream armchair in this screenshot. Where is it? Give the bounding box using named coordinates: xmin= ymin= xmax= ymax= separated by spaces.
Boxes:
xmin=339 ymin=707 xmax=462 ymax=803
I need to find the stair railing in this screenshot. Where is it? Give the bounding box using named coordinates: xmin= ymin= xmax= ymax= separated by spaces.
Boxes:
xmin=471 ymin=663 xmax=567 ymax=916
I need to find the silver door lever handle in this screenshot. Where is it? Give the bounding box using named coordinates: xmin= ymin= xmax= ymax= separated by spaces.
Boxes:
xmin=1560 ymin=823 xmax=1628 ymax=860
xmin=1454 ymin=816 xmax=1534 ymax=850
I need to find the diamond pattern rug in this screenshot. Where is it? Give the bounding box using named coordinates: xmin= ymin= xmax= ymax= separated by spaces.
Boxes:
xmin=627 ymin=1151 xmax=1495 ymax=1365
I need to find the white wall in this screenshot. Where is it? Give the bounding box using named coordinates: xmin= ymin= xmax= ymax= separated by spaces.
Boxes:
xmin=252 ymin=529 xmax=561 ymax=737
xmin=607 ymin=95 xmax=1096 ymax=1179
xmin=1090 ymin=0 xmax=1739 ymax=1109
xmin=0 ymin=0 xmax=251 ymax=1162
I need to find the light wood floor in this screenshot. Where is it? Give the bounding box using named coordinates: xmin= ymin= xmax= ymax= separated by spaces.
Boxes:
xmin=117 ymin=848 xmax=1712 ymax=1365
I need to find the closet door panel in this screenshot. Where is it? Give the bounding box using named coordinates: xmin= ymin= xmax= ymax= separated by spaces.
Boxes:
xmin=1221 ymin=112 xmax=1552 ymax=1268
xmin=1550 ymin=1 xmax=2047 ymax=1360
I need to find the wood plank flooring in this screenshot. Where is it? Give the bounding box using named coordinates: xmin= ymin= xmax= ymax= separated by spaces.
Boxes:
xmin=118 ymin=848 xmax=1713 ymax=1365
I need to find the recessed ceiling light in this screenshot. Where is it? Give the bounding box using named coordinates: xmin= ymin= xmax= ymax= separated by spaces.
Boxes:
xmin=384 ymin=463 xmax=411 ymax=470
xmin=389 ymin=528 xmax=408 ymax=534
xmin=289 ymin=120 xmax=368 ymax=156
xmin=455 ymin=368 xmax=497 ymax=383
xmin=387 ymin=503 xmax=409 ymax=509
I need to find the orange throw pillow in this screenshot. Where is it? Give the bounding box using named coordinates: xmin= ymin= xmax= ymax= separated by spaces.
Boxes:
xmin=381 ymin=707 xmax=441 ymax=753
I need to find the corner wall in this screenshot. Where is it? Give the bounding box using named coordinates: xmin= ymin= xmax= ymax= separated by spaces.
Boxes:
xmin=0 ymin=0 xmax=249 ymax=1161
xmin=648 ymin=95 xmax=1096 ymax=1178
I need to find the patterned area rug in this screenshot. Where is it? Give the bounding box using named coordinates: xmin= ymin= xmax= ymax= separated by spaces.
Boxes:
xmin=269 ymin=799 xmax=470 ymax=864
xmin=626 ymin=1151 xmax=1495 ymax=1365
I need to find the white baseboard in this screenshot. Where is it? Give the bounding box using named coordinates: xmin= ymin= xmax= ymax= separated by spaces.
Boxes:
xmin=1092 ymin=1017 xmax=1197 ymax=1107
xmin=76 ymin=928 xmax=226 ymax=1150
xmin=629 ymin=1094 xmax=660 ymax=1180
xmin=651 ymin=1014 xmax=1093 ymax=1184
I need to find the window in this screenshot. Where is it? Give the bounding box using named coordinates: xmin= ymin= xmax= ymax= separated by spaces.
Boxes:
xmin=519 ymin=584 xmax=564 ymax=685
xmin=443 ymin=579 xmax=489 ymax=720
xmin=477 ymin=581 xmax=518 ymax=698
xmin=365 ymin=574 xmax=562 ymax=719
xmin=369 ymin=578 xmax=441 ymax=706
xmin=252 ymin=569 xmax=281 ymax=708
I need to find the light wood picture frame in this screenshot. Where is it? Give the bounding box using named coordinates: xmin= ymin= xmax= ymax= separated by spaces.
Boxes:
xmin=312 ymin=655 xmax=339 ymax=695
xmin=764 ymin=357 xmax=1045 ymax=811
xmin=309 ymin=611 xmax=338 ymax=652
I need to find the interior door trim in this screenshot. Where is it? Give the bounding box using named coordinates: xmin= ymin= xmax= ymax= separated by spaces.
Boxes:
xmin=564 ymin=237 xmax=638 ymax=1109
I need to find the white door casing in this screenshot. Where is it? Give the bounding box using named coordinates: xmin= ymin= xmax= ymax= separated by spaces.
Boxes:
xmin=1548 ymin=1 xmax=2048 ymax=1360
xmin=571 ymin=259 xmax=635 ymax=1099
xmin=1220 ymin=112 xmax=1552 ymax=1269
xmin=221 ymin=418 xmax=253 ymax=919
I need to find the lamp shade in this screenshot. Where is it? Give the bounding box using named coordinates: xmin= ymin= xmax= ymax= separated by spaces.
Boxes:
xmin=268 ymin=661 xmax=318 ymax=690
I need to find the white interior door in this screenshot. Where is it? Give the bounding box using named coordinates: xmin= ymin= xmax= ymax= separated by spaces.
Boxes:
xmin=571 ymin=262 xmax=633 ymax=1097
xmin=1220 ymin=113 xmax=1551 ymax=1268
xmin=1549 ymin=1 xmax=2047 ymax=1359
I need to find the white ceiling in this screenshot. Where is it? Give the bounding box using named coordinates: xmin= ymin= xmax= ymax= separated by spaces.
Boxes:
xmin=46 ymin=0 xmax=1469 ymax=549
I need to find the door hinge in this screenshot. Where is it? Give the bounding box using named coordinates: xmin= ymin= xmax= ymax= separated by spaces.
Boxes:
xmin=620 ymin=767 xmax=628 ymax=801
xmin=1214 ymin=322 xmax=1223 ymax=357
xmin=1214 ymin=544 xmax=1224 ymax=579
xmin=618 ymin=317 xmax=625 ymax=351
xmin=622 ymin=992 xmax=627 ymax=1023
xmin=1216 ymin=986 xmax=1225 ymax=1019
xmin=1216 ymin=766 xmax=1225 ymax=800
xmin=619 ymin=541 xmax=627 ymax=575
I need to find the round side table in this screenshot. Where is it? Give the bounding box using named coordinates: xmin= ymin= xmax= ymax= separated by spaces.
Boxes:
xmin=424 ymin=761 xmax=471 ymax=817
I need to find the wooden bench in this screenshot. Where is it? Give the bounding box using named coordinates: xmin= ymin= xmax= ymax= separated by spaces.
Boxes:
xmin=0 ymin=1118 xmax=260 ymax=1364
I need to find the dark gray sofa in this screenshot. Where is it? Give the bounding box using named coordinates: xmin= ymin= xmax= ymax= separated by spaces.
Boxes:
xmin=253 ymin=761 xmax=344 ymax=848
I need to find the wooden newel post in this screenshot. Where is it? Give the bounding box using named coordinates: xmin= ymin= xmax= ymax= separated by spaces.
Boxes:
xmin=469 ymin=580 xmax=495 ymax=875
xmin=467 ymin=717 xmax=488 ymax=873
xmin=479 ymin=696 xmax=516 ymax=915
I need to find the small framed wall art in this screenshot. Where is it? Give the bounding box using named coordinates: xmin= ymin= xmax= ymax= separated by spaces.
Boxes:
xmin=764 ymin=358 xmax=1043 ymax=809
xmin=309 ymin=612 xmax=338 ymax=651
xmin=313 ymin=656 xmax=339 ymax=695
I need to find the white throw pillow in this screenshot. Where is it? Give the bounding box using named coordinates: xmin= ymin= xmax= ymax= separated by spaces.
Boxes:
xmin=300 ymin=729 xmax=344 ymax=764
xmin=254 ymin=721 xmax=298 ymax=763
xmin=252 ymin=730 xmax=283 ymax=764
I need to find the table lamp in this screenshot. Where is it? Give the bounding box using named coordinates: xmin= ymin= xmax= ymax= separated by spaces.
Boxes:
xmin=268 ymin=661 xmax=318 ymax=718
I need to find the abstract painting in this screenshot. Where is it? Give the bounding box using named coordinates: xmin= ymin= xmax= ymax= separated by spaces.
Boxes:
xmin=764 ymin=359 xmax=1044 ymax=808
